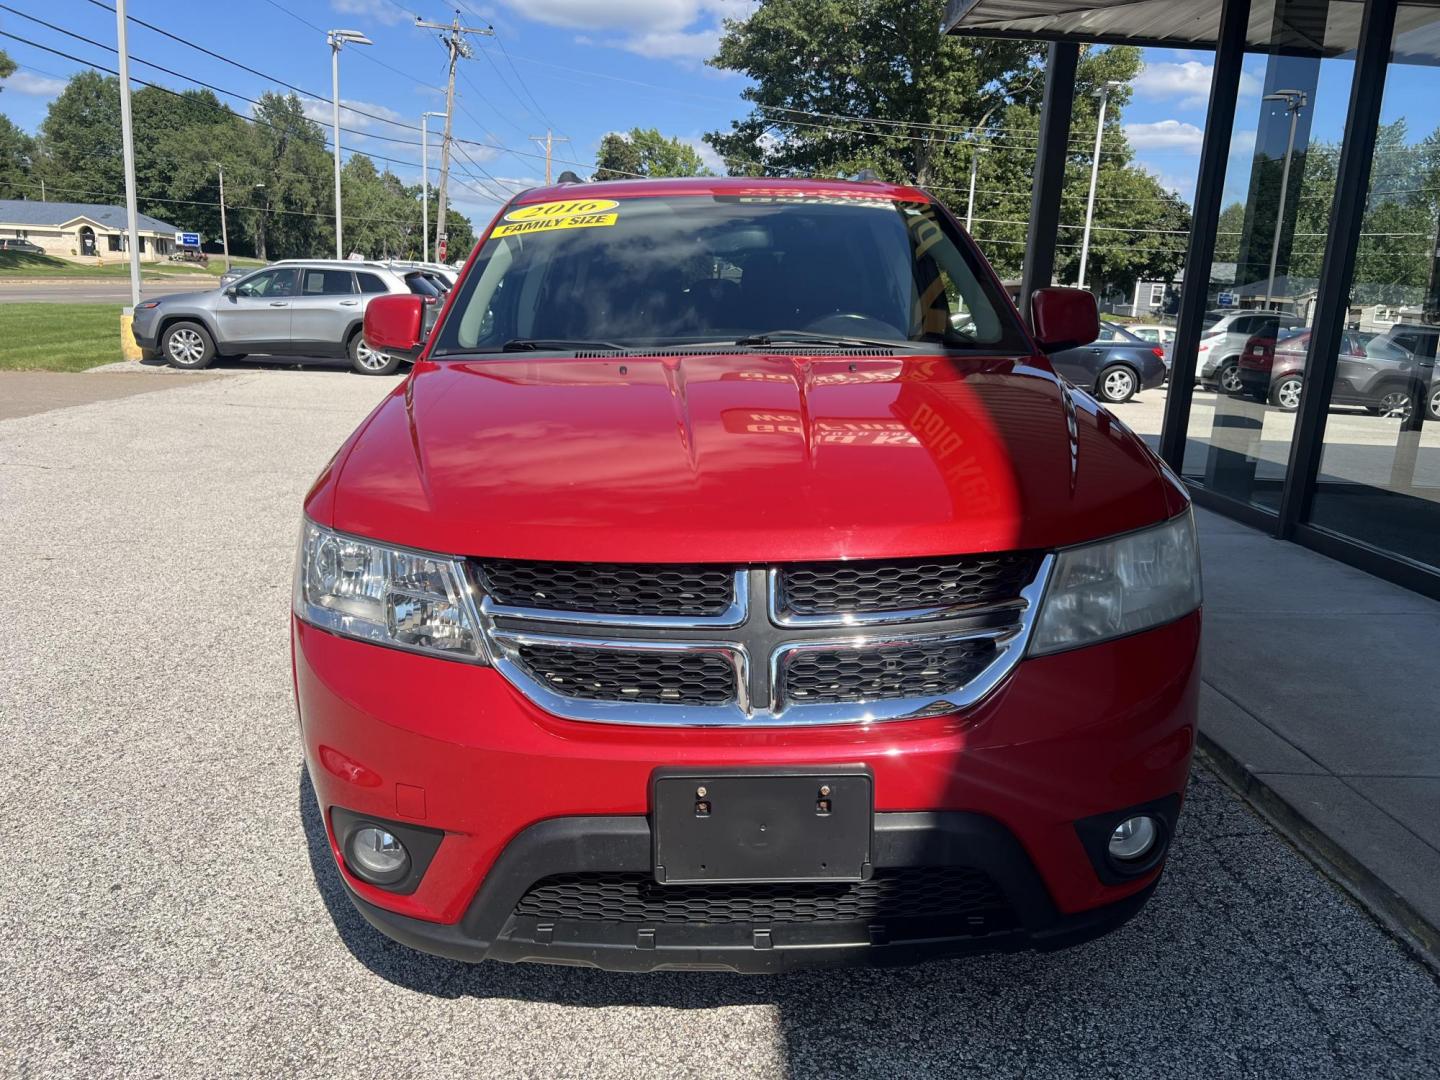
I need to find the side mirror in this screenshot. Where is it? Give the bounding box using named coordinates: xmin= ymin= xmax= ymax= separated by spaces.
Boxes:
xmin=364 ymin=294 xmax=428 ymax=362
xmin=1031 ymin=287 xmax=1100 ymax=354
xmin=224 ymin=285 xmax=237 ymax=298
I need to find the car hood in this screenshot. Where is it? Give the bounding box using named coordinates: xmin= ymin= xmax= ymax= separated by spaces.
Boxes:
xmin=318 ymin=352 xmax=1184 ymax=562
xmin=152 ymin=289 xmax=219 ymax=306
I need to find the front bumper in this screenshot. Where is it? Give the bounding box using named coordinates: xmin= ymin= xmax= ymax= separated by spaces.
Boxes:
xmin=341 ymin=812 xmax=1167 ymax=973
xmin=131 ymin=308 xmax=161 ymax=351
xmin=295 ymin=611 xmax=1201 ymax=970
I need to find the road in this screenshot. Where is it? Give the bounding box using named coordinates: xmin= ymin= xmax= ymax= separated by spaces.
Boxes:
xmin=0 ymin=278 xmax=213 ymax=303
xmin=2 ymin=369 xmax=1438 ymax=1079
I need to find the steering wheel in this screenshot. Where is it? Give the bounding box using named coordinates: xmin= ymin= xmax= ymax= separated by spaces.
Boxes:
xmin=804 ymin=312 xmax=907 ymax=339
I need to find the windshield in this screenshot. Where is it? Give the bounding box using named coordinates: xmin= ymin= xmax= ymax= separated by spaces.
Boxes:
xmin=430 ymin=194 xmax=1028 ymax=355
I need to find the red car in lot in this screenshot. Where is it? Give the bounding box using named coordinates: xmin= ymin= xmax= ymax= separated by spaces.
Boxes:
xmin=293 ymin=177 xmax=1202 ymax=972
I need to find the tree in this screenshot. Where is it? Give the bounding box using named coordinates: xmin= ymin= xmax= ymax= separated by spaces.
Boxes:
xmin=0 ymin=115 xmax=35 ymax=199
xmin=0 ymin=48 xmax=15 ymax=85
xmin=37 ymin=71 xmax=124 ymax=204
xmin=594 ymin=128 xmax=712 ymax=180
xmin=1214 ymin=203 xmax=1246 ymax=263
xmin=242 ymin=92 xmax=332 ymax=260
xmin=704 ymin=2 xmax=1190 ymax=295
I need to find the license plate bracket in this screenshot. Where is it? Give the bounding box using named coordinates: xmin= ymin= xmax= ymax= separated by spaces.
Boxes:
xmin=651 ymin=766 xmax=873 ymax=885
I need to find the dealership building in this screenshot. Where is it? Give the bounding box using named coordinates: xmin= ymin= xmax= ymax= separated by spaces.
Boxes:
xmin=945 ymin=0 xmax=1440 ymax=600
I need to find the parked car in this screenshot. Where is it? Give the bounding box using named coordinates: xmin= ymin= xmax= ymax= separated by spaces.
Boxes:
xmin=294 ymin=176 xmax=1203 ymax=973
xmin=1127 ymin=323 xmax=1174 ymax=350
xmin=1195 ymin=310 xmax=1307 ymax=392
xmin=131 ymin=260 xmax=438 ymax=375
xmin=0 ymin=238 xmax=45 ymax=255
xmin=1238 ymin=327 xmax=1438 ymax=419
xmin=1049 ymin=320 xmax=1169 ymax=403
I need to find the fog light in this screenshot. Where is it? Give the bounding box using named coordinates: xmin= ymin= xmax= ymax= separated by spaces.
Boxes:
xmin=346 ymin=825 xmax=410 ymax=885
xmin=1108 ymin=816 xmax=1158 ymax=861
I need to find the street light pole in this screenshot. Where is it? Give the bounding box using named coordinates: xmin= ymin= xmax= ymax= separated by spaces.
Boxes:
xmin=115 ymin=0 xmax=142 ymax=306
xmin=1077 ymin=80 xmax=1122 ymax=292
xmin=1263 ymin=89 xmax=1308 ymax=310
xmin=216 ymin=163 xmax=230 ymax=272
xmin=327 ymin=29 xmax=372 ymax=260
xmin=421 ymin=111 xmax=446 ymax=263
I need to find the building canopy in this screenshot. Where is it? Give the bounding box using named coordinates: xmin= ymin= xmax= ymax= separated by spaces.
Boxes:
xmin=941 ymin=0 xmax=1440 ymax=63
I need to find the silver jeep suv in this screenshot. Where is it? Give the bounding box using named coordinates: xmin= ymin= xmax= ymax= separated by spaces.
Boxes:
xmin=132 ymin=260 xmax=437 ymax=375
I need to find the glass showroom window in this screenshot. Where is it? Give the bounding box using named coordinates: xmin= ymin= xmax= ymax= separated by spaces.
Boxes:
xmin=1306 ymin=4 xmax=1440 ymax=574
xmin=1178 ymin=2 xmax=1360 ymax=515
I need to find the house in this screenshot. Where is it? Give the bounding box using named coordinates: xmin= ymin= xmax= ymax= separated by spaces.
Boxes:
xmin=1115 ymin=263 xmax=1238 ymax=318
xmin=0 ymin=199 xmax=186 ymax=264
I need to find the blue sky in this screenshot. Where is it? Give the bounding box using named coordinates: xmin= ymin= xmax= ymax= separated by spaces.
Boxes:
xmin=0 ymin=1 xmax=1434 ymax=227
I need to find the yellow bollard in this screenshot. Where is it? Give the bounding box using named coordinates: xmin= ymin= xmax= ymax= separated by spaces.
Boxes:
xmin=119 ymin=308 xmax=143 ymax=361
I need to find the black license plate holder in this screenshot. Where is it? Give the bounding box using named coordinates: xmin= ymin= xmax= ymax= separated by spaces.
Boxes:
xmin=651 ymin=766 xmax=873 ymax=885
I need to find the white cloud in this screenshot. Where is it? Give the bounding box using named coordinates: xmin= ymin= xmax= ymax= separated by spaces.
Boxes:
xmin=1231 ymin=128 xmax=1258 ymax=156
xmin=0 ymin=69 xmax=68 ymax=97
xmin=498 ymin=0 xmax=752 ymax=64
xmin=301 ymin=96 xmax=406 ymax=133
xmin=330 ymin=0 xmax=409 ymax=26
xmin=681 ymin=135 xmax=725 ymax=174
xmin=1149 ymin=168 xmax=1196 ymax=204
xmin=1124 ymin=119 xmax=1205 ymax=153
xmin=622 ymin=28 xmax=723 ymax=60
xmin=1133 ymin=60 xmax=1262 ymax=108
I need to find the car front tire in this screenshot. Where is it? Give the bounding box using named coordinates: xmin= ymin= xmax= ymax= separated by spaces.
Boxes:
xmin=1217 ymin=361 xmax=1243 ymax=395
xmin=1428 ymin=385 xmax=1440 ymax=421
xmin=1096 ymin=364 xmax=1138 ymax=404
xmin=161 ymin=321 xmax=216 ymax=370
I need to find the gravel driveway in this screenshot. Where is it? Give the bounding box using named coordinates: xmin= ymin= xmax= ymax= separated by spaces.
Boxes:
xmin=2 ymin=370 xmax=1438 ymax=1079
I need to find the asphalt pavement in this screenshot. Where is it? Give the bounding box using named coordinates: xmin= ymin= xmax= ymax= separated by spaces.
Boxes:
xmin=0 ymin=278 xmax=212 ymax=303
xmin=2 ymin=370 xmax=1438 ymax=1079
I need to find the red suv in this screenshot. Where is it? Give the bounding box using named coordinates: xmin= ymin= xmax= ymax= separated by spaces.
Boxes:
xmin=293 ymin=178 xmax=1202 ymax=972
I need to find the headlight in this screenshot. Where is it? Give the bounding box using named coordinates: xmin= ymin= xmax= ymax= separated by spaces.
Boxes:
xmin=1030 ymin=511 xmax=1201 ymax=655
xmin=293 ymin=521 xmax=486 ymax=662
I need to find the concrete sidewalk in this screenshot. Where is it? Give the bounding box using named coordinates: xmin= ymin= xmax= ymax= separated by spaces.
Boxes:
xmin=1194 ymin=507 xmax=1440 ymax=968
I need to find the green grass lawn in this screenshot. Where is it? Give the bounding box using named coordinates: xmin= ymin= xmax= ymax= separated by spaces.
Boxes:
xmin=0 ymin=304 xmax=127 ymax=371
xmin=0 ymin=251 xmax=254 ymax=279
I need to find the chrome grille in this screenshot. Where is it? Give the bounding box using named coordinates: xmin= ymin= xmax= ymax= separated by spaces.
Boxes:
xmin=782 ymin=639 xmax=997 ymax=705
xmin=477 ymin=553 xmax=1052 ymax=727
xmin=515 ymin=643 xmax=737 ymax=706
xmin=477 ymin=559 xmax=737 ymax=618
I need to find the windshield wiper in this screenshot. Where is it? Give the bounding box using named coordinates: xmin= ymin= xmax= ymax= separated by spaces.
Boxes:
xmin=734 ymin=330 xmax=907 ymax=350
xmin=500 ymin=338 xmax=627 ymax=352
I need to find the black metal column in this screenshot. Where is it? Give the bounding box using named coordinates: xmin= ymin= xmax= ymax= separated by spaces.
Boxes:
xmin=1157 ymin=0 xmax=1251 ymax=469
xmin=1018 ymin=41 xmax=1078 ymax=324
xmin=1276 ymin=0 xmax=1398 ymax=535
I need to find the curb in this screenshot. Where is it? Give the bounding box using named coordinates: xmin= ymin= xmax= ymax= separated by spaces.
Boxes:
xmin=1197 ymin=733 xmax=1440 ymax=977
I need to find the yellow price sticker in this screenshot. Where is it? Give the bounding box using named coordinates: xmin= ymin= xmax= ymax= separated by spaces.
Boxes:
xmin=491 ymin=198 xmax=621 ymax=237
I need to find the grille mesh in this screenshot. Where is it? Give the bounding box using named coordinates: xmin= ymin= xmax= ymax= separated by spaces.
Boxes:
xmin=515 ymin=643 xmax=736 ymax=706
xmin=779 ymin=553 xmax=1036 ymax=616
xmin=784 ymin=639 xmax=997 ymax=704
xmin=514 ymin=868 xmax=1012 ymax=926
xmin=478 ymin=560 xmax=735 ymax=617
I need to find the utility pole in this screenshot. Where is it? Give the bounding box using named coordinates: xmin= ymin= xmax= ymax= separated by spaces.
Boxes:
xmin=416 ymin=13 xmax=492 ymax=262
xmin=530 ymin=129 xmax=571 ymax=186
xmin=216 ymin=163 xmax=230 ymax=272
xmin=115 ymin=0 xmax=141 ymax=306
xmin=421 ymin=111 xmax=445 ymax=263
xmin=1078 ymin=80 xmax=1122 ymax=292
xmin=327 ymin=28 xmax=372 ymax=260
